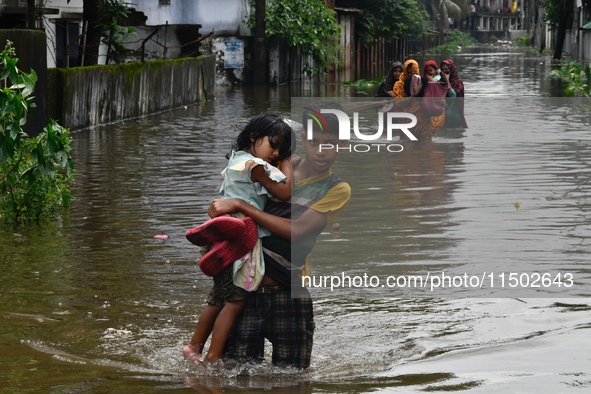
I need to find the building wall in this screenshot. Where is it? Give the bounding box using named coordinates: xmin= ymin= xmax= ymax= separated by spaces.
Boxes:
xmin=578 ymin=6 xmax=591 ymax=64
xmin=133 ymin=0 xmax=251 ymax=36
xmin=564 ymin=30 xmax=572 ymax=55
xmin=583 ymin=31 xmax=591 ymax=64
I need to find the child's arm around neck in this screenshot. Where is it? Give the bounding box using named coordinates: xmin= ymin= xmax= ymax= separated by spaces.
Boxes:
xmin=250 ymin=156 xmax=293 ymax=201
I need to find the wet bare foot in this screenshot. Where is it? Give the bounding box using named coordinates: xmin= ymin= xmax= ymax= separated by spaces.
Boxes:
xmin=203 ymin=355 xmax=224 ymax=370
xmin=182 ymin=344 xmax=202 ymax=364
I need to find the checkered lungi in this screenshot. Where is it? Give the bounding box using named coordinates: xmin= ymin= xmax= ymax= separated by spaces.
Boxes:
xmin=223 ymin=285 xmax=315 ymax=369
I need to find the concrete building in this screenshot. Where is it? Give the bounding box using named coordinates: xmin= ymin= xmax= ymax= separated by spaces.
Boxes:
xmin=469 ymin=0 xmax=527 ymax=42
xmin=0 ymin=0 xmax=248 ymax=71
xmin=1 ymin=0 xmax=420 ymax=83
xmin=574 ymin=2 xmax=591 ymax=64
xmin=0 ymin=0 xmax=84 ymax=67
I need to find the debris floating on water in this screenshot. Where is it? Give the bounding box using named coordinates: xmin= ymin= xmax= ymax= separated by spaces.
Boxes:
xmin=105 ymin=328 xmax=132 ymax=335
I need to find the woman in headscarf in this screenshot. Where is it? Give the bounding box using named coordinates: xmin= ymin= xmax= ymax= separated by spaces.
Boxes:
xmin=416 ymin=59 xmax=453 ymax=139
xmin=393 ymin=59 xmax=423 ymax=98
xmin=440 ymin=59 xmax=468 ymax=129
xmin=422 ymin=59 xmax=453 ymax=98
xmin=375 ymin=61 xmax=404 ymax=97
xmin=392 ymin=60 xmax=451 ymax=141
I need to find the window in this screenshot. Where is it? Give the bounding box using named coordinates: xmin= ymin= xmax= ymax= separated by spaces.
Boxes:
xmin=56 ymin=20 xmax=80 ymax=68
xmin=159 ymin=0 xmax=171 ymax=5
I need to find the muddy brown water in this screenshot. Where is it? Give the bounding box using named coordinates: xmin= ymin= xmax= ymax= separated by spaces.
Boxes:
xmin=1 ymin=48 xmax=590 ymax=392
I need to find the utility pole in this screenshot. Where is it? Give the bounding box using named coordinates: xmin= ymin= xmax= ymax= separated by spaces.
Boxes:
xmin=253 ymin=0 xmax=267 ymax=85
xmin=571 ymin=0 xmax=580 ymax=61
xmin=553 ymin=0 xmax=570 ymax=60
xmin=81 ymin=0 xmax=103 ymax=65
xmin=26 ymin=0 xmax=36 ymax=28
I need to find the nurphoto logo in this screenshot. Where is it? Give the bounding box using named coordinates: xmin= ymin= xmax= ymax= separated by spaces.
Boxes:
xmin=305 ymin=108 xmax=418 ymax=152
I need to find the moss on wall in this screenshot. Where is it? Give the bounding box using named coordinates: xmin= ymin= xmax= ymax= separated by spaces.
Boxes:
xmin=50 ymin=55 xmax=215 ymax=130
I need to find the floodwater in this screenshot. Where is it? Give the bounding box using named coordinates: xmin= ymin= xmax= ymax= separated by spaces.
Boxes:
xmin=1 ymin=48 xmax=591 ymax=392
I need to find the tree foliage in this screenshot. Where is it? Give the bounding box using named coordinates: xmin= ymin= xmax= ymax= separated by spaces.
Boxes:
xmin=347 ymin=0 xmax=429 ymax=46
xmin=68 ymin=0 xmax=135 ymax=65
xmin=97 ymin=0 xmax=137 ymax=64
xmin=419 ymin=0 xmax=470 ymax=33
xmin=0 ymin=41 xmax=74 ymax=225
xmin=246 ymin=0 xmax=341 ymax=69
xmin=545 ymin=0 xmax=575 ymax=25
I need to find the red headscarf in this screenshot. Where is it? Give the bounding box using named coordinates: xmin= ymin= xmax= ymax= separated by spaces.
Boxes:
xmin=423 ymin=60 xmax=438 ymax=76
xmin=421 ymin=59 xmax=447 ymax=98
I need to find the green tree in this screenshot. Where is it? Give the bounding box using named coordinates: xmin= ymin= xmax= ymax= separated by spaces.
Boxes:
xmin=343 ymin=0 xmax=428 ymax=46
xmin=69 ymin=0 xmax=135 ymax=65
xmin=246 ymin=0 xmax=341 ymax=72
xmin=0 ymin=41 xmax=74 ymax=225
xmin=97 ymin=0 xmax=137 ymax=64
xmin=419 ymin=0 xmax=469 ymax=34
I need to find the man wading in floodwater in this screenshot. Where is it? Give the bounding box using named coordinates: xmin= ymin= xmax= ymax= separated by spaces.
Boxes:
xmin=206 ymin=101 xmax=351 ymax=368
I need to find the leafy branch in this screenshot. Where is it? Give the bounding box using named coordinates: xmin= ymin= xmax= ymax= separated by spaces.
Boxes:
xmin=0 ymin=40 xmax=74 ymax=225
xmin=245 ymin=0 xmax=341 ymax=73
xmin=97 ymin=0 xmax=137 ymax=64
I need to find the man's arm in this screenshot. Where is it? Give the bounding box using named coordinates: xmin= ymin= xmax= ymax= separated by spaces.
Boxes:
xmin=208 ymin=198 xmax=327 ymax=242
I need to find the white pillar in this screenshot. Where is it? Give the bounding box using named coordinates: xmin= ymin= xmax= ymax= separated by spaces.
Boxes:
xmin=46 ymin=20 xmax=57 ymax=68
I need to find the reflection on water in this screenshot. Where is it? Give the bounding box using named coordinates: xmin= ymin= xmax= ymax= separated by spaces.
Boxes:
xmin=308 ymin=97 xmax=591 ymax=298
xmin=1 ymin=48 xmax=590 ymax=392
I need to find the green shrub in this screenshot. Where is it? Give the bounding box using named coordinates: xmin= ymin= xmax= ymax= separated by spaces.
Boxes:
xmin=342 ymin=78 xmax=382 ymax=87
xmin=428 ymin=29 xmax=478 ymax=54
xmin=550 ymin=60 xmax=591 ymax=98
xmin=0 ymin=41 xmax=74 ymax=225
xmin=445 ymin=30 xmax=478 ymax=47
xmin=514 ymin=34 xmax=532 ymax=47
